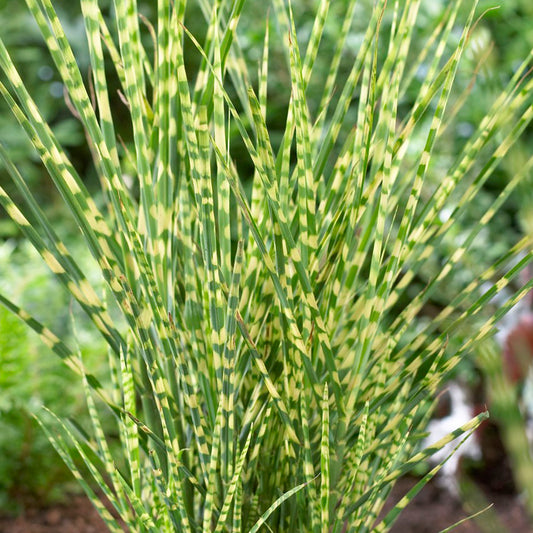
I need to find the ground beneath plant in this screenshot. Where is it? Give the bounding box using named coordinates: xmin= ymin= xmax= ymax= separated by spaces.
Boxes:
xmin=387 ymin=476 xmax=532 ymax=532
xmin=0 ymin=494 xmax=108 ymax=533
xmin=0 ymin=476 xmax=531 ymax=533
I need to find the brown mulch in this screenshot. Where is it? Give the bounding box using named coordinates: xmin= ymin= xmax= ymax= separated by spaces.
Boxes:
xmin=388 ymin=476 xmax=532 ymax=532
xmin=0 ymin=494 xmax=109 ymax=533
xmin=0 ymin=478 xmax=531 ymax=532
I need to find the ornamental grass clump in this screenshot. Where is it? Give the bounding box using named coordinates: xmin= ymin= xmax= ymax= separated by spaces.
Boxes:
xmin=0 ymin=0 xmax=532 ymax=531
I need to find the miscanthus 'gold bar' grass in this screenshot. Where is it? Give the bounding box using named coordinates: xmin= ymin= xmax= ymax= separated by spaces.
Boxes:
xmin=0 ymin=0 xmax=532 ymax=531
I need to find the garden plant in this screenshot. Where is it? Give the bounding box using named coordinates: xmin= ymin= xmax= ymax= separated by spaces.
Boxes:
xmin=0 ymin=0 xmax=532 ymax=531
xmin=0 ymin=241 xmax=98 ymax=511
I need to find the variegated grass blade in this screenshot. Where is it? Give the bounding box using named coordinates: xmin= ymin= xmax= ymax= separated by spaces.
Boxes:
xmin=0 ymin=0 xmax=531 ymax=531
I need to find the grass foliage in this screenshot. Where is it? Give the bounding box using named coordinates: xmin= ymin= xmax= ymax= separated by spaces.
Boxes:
xmin=0 ymin=0 xmax=532 ymax=531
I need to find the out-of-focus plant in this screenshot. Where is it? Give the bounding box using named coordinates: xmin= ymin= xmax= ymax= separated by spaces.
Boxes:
xmin=474 ymin=337 xmax=533 ymax=522
xmin=471 ymin=264 xmax=533 ymax=522
xmin=0 ymin=0 xmax=532 ymax=531
xmin=0 ymin=240 xmax=107 ymax=513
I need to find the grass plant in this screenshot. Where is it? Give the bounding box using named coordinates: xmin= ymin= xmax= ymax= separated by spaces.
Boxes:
xmin=0 ymin=0 xmax=532 ymax=531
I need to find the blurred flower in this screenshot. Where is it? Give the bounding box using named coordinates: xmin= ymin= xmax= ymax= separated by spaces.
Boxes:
xmin=503 ymin=314 xmax=533 ymax=383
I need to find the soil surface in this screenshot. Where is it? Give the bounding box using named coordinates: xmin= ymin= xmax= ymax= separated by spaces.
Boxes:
xmin=388 ymin=476 xmax=532 ymax=532
xmin=0 ymin=494 xmax=109 ymax=533
xmin=0 ymin=477 xmax=531 ymax=532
